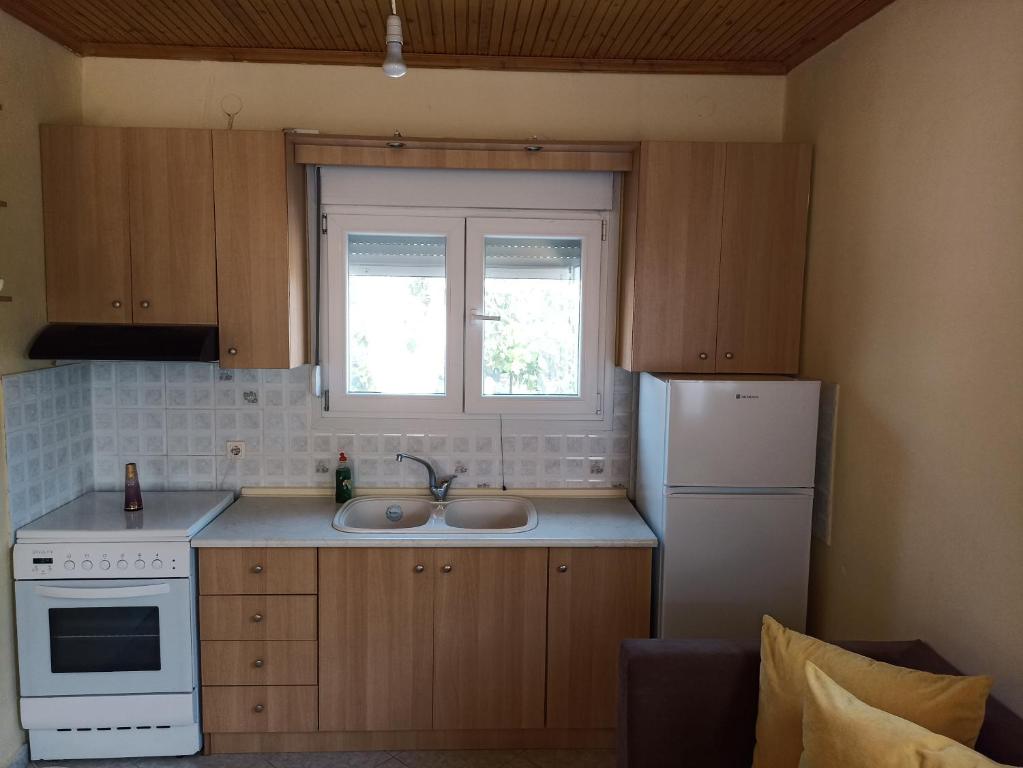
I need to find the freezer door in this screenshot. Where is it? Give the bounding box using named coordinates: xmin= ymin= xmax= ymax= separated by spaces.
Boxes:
xmin=659 ymin=493 xmax=811 ymax=640
xmin=666 ymin=379 xmax=820 ymax=487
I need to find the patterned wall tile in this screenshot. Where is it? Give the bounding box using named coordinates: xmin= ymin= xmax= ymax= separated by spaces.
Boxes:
xmin=3 ymin=363 xmax=94 ymax=538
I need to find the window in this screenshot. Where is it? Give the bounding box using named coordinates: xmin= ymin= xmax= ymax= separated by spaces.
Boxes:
xmin=324 ymin=210 xmax=610 ymax=419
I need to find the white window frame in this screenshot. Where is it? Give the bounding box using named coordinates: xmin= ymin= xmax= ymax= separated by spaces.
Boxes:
xmin=320 ymin=204 xmax=617 ymax=424
xmin=464 ymin=216 xmax=604 ymax=417
xmin=324 ymin=212 xmax=465 ymax=416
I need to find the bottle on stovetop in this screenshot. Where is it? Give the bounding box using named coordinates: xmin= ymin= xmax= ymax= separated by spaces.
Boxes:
xmin=123 ymin=462 xmax=144 ymax=511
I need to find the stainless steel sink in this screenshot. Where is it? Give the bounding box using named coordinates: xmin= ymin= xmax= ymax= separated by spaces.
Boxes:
xmin=332 ymin=495 xmax=537 ymax=534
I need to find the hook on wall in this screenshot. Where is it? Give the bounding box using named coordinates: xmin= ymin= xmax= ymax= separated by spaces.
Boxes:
xmin=220 ymin=94 xmax=243 ymax=129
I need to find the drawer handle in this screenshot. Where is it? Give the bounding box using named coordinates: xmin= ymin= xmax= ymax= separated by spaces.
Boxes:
xmin=441 ymin=564 xmax=452 ymax=573
xmin=228 ymin=347 xmax=238 ymax=356
xmin=414 ymin=564 xmax=424 ymax=573
xmin=558 ymin=564 xmax=568 ymax=573
xmin=699 ymin=352 xmax=708 ymax=360
xmin=140 ymin=300 xmax=151 ymax=309
xmin=724 ymin=352 xmax=734 ymax=360
xmin=111 ymin=300 xmax=123 ymax=309
xmin=253 ymin=659 xmax=264 ymax=668
xmin=252 ymin=613 xmax=263 ymax=623
xmin=253 ymin=704 xmax=265 ymax=713
xmin=252 ymin=564 xmax=264 ymax=574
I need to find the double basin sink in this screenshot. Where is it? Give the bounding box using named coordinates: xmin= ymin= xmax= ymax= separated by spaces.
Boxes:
xmin=332 ymin=495 xmax=538 ymax=534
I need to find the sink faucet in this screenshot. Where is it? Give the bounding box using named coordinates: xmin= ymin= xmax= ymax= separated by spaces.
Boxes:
xmin=396 ymin=453 xmax=455 ymax=501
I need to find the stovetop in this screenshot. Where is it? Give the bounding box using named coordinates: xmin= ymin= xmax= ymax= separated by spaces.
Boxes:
xmin=15 ymin=491 xmax=234 ymax=544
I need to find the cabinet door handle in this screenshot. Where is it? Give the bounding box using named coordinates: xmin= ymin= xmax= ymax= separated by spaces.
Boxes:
xmin=251 ymin=564 xmax=264 ymax=574
xmin=698 ymin=352 xmax=708 ymax=360
xmin=441 ymin=564 xmax=453 ymax=573
xmin=253 ymin=659 xmax=264 ymax=668
xmin=414 ymin=564 xmax=425 ymax=573
xmin=140 ymin=300 xmax=151 ymax=309
xmin=557 ymin=564 xmax=568 ymax=573
xmin=252 ymin=613 xmax=263 ymax=623
xmin=227 ymin=347 xmax=238 ymax=356
xmin=111 ymin=300 xmax=123 ymax=309
xmin=724 ymin=352 xmax=734 ymax=360
xmin=253 ymin=704 xmax=265 ymax=713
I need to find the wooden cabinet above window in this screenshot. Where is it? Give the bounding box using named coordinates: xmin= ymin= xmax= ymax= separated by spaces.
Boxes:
xmin=618 ymin=141 xmax=812 ymax=375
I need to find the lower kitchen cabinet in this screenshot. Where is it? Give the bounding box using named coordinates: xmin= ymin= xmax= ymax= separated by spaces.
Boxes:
xmin=318 ymin=548 xmax=435 ymax=731
xmin=202 ymin=685 xmax=317 ymax=732
xmin=433 ymin=548 xmax=549 ymax=730
xmin=546 ymin=548 xmax=653 ymax=728
xmin=199 ymin=544 xmax=651 ymax=749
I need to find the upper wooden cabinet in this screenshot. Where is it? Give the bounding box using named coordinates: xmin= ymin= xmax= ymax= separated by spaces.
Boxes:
xmin=127 ymin=128 xmax=217 ymax=325
xmin=41 ymin=125 xmax=216 ymax=326
xmin=40 ymin=125 xmax=308 ymax=368
xmin=41 ymin=125 xmax=133 ymax=324
xmin=619 ymin=141 xmax=812 ymax=375
xmin=212 ymin=130 xmax=307 ymax=369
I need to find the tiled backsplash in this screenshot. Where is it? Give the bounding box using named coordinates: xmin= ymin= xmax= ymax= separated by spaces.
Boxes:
xmin=2 ymin=362 xmax=634 ymax=523
xmin=90 ymin=361 xmax=634 ymax=493
xmin=2 ymin=363 xmax=94 ymax=533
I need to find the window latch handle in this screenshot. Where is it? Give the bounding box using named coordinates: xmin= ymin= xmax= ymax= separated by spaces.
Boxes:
xmin=471 ymin=310 xmax=502 ymax=322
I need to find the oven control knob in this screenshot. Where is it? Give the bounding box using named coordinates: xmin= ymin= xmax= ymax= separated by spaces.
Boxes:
xmin=63 ymin=560 xmax=75 ymax=571
xmin=100 ymin=560 xmax=111 ymax=570
xmin=117 ymin=559 xmax=128 ymax=570
xmin=152 ymin=559 xmax=163 ymax=570
xmin=134 ymin=559 xmax=146 ymax=570
xmin=81 ymin=560 xmax=94 ymax=571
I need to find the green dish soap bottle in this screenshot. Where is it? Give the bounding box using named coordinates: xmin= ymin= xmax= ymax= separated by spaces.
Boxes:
xmin=335 ymin=452 xmax=354 ymax=503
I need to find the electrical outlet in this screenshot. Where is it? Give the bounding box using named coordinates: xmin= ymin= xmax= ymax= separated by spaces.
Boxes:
xmin=226 ymin=441 xmax=246 ymax=459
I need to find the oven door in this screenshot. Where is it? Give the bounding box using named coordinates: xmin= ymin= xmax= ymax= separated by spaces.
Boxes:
xmin=15 ymin=579 xmax=194 ymax=697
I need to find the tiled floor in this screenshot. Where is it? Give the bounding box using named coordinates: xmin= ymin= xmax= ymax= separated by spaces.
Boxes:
xmin=33 ymin=749 xmax=616 ymax=768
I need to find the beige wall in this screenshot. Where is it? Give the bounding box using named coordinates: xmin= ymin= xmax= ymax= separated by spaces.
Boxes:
xmin=786 ymin=0 xmax=1023 ymax=713
xmin=80 ymin=57 xmax=784 ymax=140
xmin=0 ymin=11 xmax=82 ymax=765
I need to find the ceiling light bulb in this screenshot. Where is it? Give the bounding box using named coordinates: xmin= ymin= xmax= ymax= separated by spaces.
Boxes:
xmin=382 ymin=3 xmax=407 ymax=78
xmin=383 ymin=39 xmax=407 ymax=78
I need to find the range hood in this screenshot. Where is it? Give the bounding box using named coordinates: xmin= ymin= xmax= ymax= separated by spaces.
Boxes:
xmin=29 ymin=324 xmax=220 ymax=362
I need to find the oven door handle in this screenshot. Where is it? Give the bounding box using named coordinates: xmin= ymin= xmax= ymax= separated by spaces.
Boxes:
xmin=34 ymin=583 xmax=172 ymax=600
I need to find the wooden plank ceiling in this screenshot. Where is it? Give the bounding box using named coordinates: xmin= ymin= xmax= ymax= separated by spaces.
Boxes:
xmin=1 ymin=0 xmax=896 ymax=75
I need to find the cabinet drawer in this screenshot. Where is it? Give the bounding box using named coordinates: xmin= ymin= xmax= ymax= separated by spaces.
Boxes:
xmin=199 ymin=596 xmax=317 ymax=641
xmin=199 ymin=548 xmax=316 ymax=595
xmin=202 ymin=685 xmax=317 ymax=732
xmin=201 ymin=641 xmax=317 ymax=686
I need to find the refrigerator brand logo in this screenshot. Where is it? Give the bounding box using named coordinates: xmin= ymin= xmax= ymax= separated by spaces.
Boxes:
xmin=735 ymin=393 xmax=760 ymax=400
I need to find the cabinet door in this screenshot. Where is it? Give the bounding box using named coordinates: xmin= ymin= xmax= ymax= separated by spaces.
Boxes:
xmin=213 ymin=130 xmax=301 ymax=369
xmin=127 ymin=128 xmax=217 ymax=325
xmin=716 ymin=143 xmax=812 ymax=374
xmin=433 ymin=548 xmax=548 ymax=730
xmin=40 ymin=125 xmax=132 ymax=324
xmin=620 ymin=142 xmax=724 ymax=372
xmin=546 ymin=548 xmax=652 ymax=728
xmin=318 ymin=549 xmax=434 ymax=731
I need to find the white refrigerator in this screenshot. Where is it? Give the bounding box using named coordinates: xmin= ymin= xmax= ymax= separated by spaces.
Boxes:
xmin=635 ymin=374 xmax=821 ymax=640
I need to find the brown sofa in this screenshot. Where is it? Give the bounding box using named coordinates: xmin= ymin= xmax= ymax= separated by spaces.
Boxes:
xmin=618 ymin=638 xmax=1023 ymax=768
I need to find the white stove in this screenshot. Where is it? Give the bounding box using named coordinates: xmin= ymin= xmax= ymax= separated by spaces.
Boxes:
xmin=13 ymin=491 xmax=233 ymax=761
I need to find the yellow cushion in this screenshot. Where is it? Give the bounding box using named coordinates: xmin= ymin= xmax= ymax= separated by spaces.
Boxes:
xmin=753 ymin=616 xmax=992 ymax=768
xmin=799 ymin=662 xmax=1011 ymax=768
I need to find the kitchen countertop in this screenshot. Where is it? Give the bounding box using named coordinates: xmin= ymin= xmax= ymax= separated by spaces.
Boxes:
xmin=190 ymin=494 xmax=657 ymax=548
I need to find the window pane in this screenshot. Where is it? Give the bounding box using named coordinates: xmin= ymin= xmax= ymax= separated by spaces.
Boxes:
xmin=347 ymin=233 xmax=447 ymax=395
xmin=482 ymin=236 xmax=582 ymax=397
